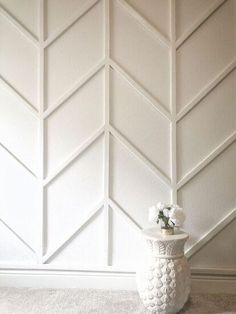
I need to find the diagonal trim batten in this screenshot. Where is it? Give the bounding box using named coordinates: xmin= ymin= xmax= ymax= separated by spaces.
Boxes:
xmin=177 ymin=58 xmax=236 ymax=122
xmin=109 ymin=125 xmax=171 ymax=187
xmin=44 ymin=0 xmax=100 ymax=48
xmin=0 ymin=76 xmax=38 ymax=118
xmin=177 ymin=131 xmax=236 ymax=190
xmin=44 ymin=126 xmax=105 ymax=187
xmin=176 ymin=0 xmax=226 ymax=49
xmin=186 ymin=207 xmax=236 ymax=259
xmin=44 ymin=60 xmax=105 ymax=119
xmin=0 ymin=142 xmax=37 ymax=178
xmin=42 ymin=200 xmax=104 ymax=263
xmin=109 ymin=59 xmax=171 ymax=121
xmin=108 ymin=198 xmax=142 ymax=233
xmin=116 ymin=0 xmax=170 ymax=49
xmin=0 ymin=5 xmax=38 ymax=46
xmin=0 ymin=218 xmax=36 ymax=257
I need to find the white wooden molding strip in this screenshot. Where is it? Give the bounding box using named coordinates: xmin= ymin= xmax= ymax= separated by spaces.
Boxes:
xmin=42 ymin=200 xmax=104 ymax=263
xmin=104 ymin=0 xmax=111 ymax=267
xmin=191 ymin=275 xmax=236 ymax=294
xmin=0 ymin=76 xmax=38 ymax=118
xmin=191 ymin=267 xmax=236 ymax=276
xmin=170 ymin=0 xmax=177 ymax=203
xmin=116 ymin=0 xmax=170 ymax=49
xmin=0 ymin=264 xmax=235 ymax=277
xmin=0 ymin=6 xmax=38 ymax=46
xmin=104 ymin=198 xmax=110 ymax=266
xmin=43 ymin=59 xmax=105 ymax=119
xmin=177 ymin=58 xmax=236 ymax=122
xmin=43 ymin=126 xmax=105 ymax=187
xmin=0 ymin=142 xmax=37 ymax=178
xmin=177 ymin=131 xmax=236 ymax=190
xmin=44 ymin=0 xmax=99 ymax=48
xmin=38 ymin=0 xmax=45 ymax=262
xmin=0 ymin=264 xmax=135 ymax=274
xmin=109 ymin=59 xmax=171 ymax=121
xmin=0 ymin=218 xmax=36 ymax=257
xmin=175 ymin=0 xmax=226 ymax=49
xmin=0 ymin=269 xmax=235 ymax=292
xmin=186 ymin=207 xmax=236 ymax=259
xmin=109 ymin=125 xmax=171 ymax=187
xmin=108 ymin=198 xmax=142 ymax=233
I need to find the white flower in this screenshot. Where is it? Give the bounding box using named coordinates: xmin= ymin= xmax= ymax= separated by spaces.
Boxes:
xmin=169 ymin=207 xmax=185 ymax=227
xmin=156 ymin=202 xmax=165 ymax=210
xmin=163 ymin=208 xmax=170 ymax=217
xmin=148 ymin=205 xmax=159 ymax=222
xmin=148 ymin=202 xmax=186 ymax=228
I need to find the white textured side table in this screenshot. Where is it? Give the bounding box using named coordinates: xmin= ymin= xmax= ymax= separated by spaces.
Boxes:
xmin=136 ymin=228 xmax=191 ymax=314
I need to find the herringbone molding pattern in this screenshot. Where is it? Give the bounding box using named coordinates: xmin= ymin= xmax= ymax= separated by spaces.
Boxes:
xmin=0 ymin=0 xmax=235 ymax=273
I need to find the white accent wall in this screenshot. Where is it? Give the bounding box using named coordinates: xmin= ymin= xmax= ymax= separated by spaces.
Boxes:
xmin=0 ymin=0 xmax=236 ymax=290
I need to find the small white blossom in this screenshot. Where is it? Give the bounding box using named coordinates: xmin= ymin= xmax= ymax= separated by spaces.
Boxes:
xmin=169 ymin=207 xmax=185 ymax=226
xmin=163 ymin=208 xmax=170 ymax=217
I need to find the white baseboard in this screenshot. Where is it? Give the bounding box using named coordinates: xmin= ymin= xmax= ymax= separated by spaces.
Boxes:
xmin=0 ymin=270 xmax=137 ymax=290
xmin=0 ymin=270 xmax=235 ymax=294
xmin=191 ymin=274 xmax=236 ymax=294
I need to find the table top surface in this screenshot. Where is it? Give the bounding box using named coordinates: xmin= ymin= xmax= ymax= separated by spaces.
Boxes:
xmin=141 ymin=228 xmax=189 ymax=241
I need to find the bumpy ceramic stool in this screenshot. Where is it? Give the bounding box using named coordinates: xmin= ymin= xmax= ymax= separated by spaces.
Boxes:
xmin=136 ymin=228 xmax=191 ymax=314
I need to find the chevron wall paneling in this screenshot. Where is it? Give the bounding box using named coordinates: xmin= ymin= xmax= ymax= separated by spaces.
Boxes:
xmin=0 ymin=0 xmax=235 ymax=283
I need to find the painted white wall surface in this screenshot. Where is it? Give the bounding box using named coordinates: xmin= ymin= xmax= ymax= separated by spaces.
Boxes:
xmin=0 ymin=0 xmax=235 ymax=291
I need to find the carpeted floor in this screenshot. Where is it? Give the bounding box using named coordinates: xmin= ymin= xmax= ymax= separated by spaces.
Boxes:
xmin=0 ymin=288 xmax=235 ymax=314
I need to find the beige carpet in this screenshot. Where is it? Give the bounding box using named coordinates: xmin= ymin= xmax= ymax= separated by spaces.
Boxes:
xmin=0 ymin=288 xmax=235 ymax=314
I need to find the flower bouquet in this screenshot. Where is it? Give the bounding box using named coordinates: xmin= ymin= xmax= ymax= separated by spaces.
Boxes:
xmin=149 ymin=202 xmax=186 ymax=235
